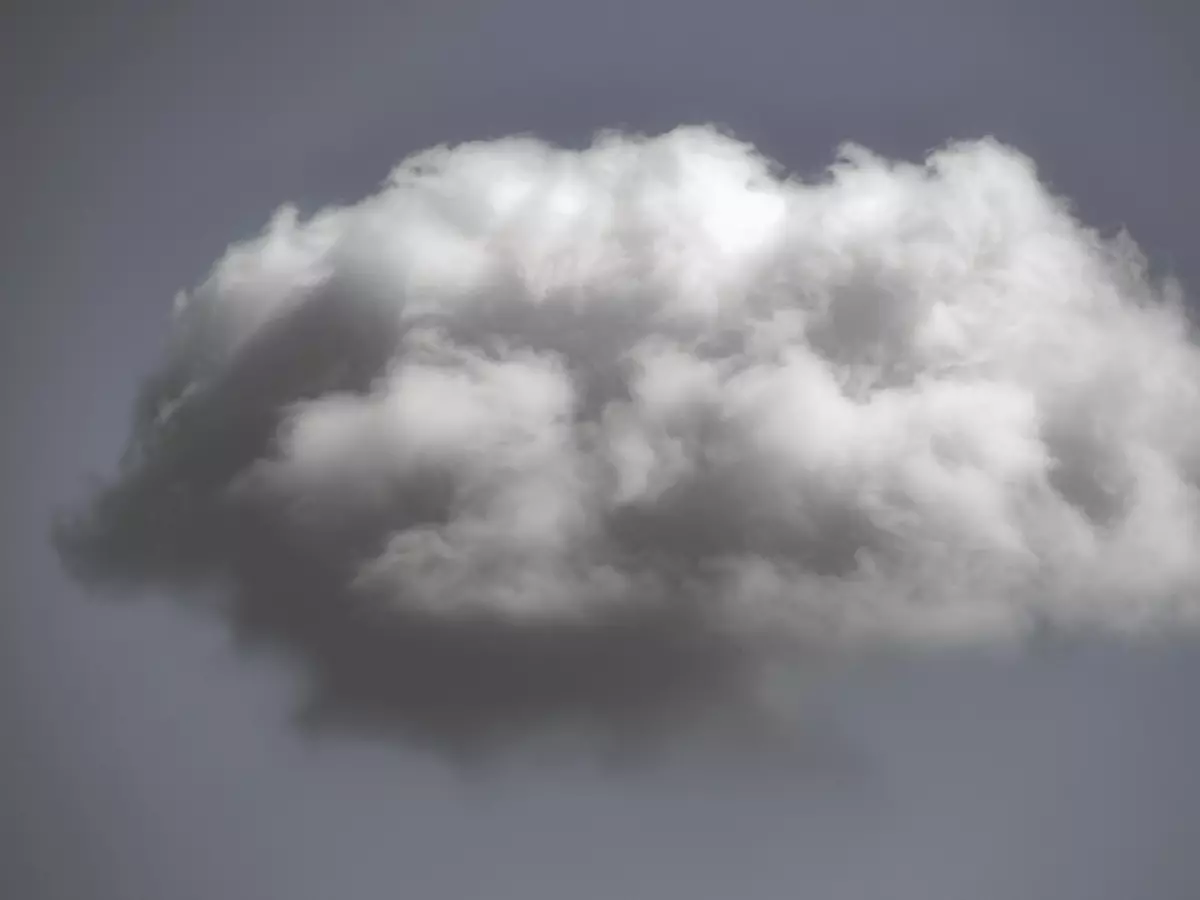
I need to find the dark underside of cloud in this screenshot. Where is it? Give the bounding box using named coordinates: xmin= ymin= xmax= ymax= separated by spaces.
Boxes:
xmin=55 ymin=125 xmax=1200 ymax=755
xmin=54 ymin=275 xmax=760 ymax=758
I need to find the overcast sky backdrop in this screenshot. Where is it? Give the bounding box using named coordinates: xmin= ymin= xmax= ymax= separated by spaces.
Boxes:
xmin=4 ymin=1 xmax=1200 ymax=898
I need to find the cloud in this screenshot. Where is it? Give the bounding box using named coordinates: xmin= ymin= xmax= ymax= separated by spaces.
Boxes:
xmin=55 ymin=125 xmax=1200 ymax=753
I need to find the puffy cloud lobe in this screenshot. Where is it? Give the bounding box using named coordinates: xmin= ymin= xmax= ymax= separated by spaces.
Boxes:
xmin=58 ymin=125 xmax=1200 ymax=750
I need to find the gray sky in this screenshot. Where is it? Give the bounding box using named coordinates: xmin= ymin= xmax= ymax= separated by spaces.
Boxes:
xmin=4 ymin=1 xmax=1200 ymax=898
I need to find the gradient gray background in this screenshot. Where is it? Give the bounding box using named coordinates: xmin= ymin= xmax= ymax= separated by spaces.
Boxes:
xmin=4 ymin=1 xmax=1200 ymax=897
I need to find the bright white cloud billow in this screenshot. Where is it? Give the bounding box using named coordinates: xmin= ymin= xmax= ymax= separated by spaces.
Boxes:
xmin=61 ymin=125 xmax=1200 ymax=745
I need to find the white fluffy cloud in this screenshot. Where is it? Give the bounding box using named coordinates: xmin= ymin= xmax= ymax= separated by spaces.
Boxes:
xmin=186 ymin=127 xmax=1200 ymax=637
xmin=63 ymin=125 xmax=1200 ymax=744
